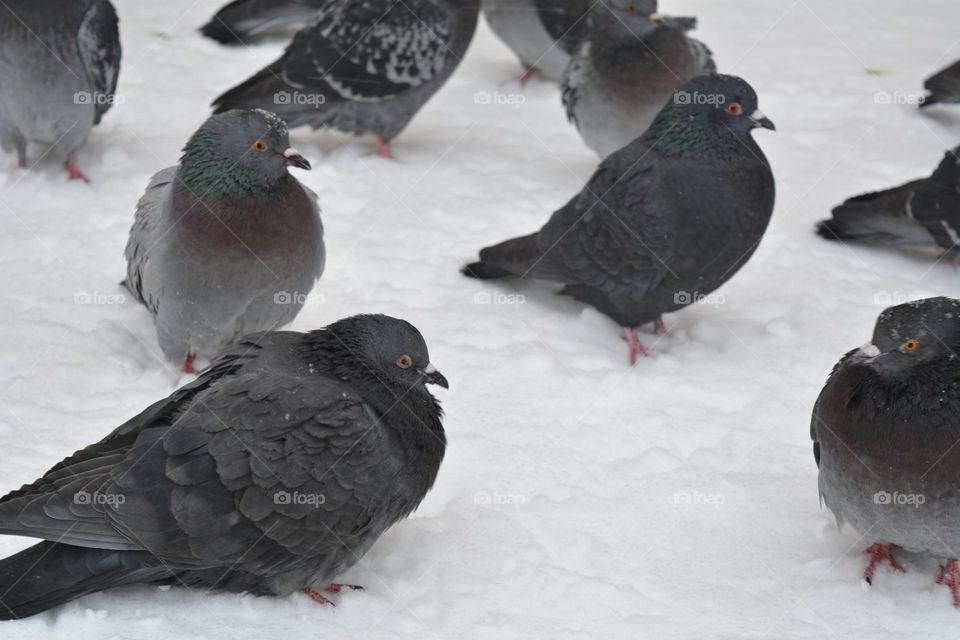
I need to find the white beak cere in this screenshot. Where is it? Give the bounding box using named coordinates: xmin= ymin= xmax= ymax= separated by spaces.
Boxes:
xmin=424 ymin=363 xmax=438 ymax=374
xmin=858 ymin=343 xmax=881 ymax=358
xmin=283 ymin=148 xmax=302 ymax=159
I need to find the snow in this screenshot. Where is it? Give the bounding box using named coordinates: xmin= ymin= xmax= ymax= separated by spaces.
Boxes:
xmin=1 ymin=0 xmax=960 ymax=637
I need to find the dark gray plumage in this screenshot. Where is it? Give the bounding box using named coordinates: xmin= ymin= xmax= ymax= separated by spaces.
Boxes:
xmin=463 ymin=74 xmax=776 ymax=365
xmin=0 ymin=0 xmax=121 ymax=179
xmin=211 ymin=0 xmax=481 ymax=156
xmin=482 ymin=0 xmax=590 ymax=82
xmin=562 ymin=0 xmax=715 ymax=158
xmin=818 ymin=146 xmax=960 ymax=257
xmin=0 ymin=314 xmax=449 ymax=620
xmin=123 ymin=109 xmax=324 ymax=373
xmin=201 ymin=0 xmax=330 ymax=45
xmin=921 ymin=60 xmax=960 ymax=108
xmin=811 ymin=297 xmax=960 ymax=605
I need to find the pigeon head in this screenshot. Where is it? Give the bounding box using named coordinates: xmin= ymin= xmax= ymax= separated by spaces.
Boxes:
xmin=178 ymin=109 xmax=310 ymax=196
xmin=850 ymin=297 xmax=960 ymax=377
xmin=592 ymin=0 xmax=661 ymax=38
xmin=322 ymin=315 xmax=449 ymax=390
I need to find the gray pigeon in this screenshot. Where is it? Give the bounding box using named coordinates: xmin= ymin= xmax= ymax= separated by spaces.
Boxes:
xmin=463 ymin=74 xmax=775 ymax=365
xmin=562 ymin=0 xmax=715 ymax=158
xmin=0 ymin=314 xmax=448 ymax=620
xmin=818 ymin=146 xmax=960 ymax=258
xmin=921 ymin=59 xmax=960 ymax=108
xmin=0 ymin=0 xmax=121 ymax=180
xmin=211 ymin=0 xmax=481 ymax=158
xmin=482 ymin=0 xmax=590 ymax=83
xmin=201 ymin=0 xmax=329 ymax=45
xmin=811 ymin=297 xmax=960 ymax=606
xmin=124 ymin=109 xmax=323 ymax=373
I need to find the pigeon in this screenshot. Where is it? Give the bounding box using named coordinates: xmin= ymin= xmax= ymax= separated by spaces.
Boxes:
xmin=482 ymin=0 xmax=590 ymax=83
xmin=0 ymin=0 xmax=121 ymax=180
xmin=123 ymin=109 xmax=324 ymax=373
xmin=562 ymin=0 xmax=715 ymax=158
xmin=0 ymin=314 xmax=448 ymax=620
xmin=920 ymin=59 xmax=960 ymax=108
xmin=817 ymin=146 xmax=960 ymax=258
xmin=201 ymin=0 xmax=329 ymax=45
xmin=211 ymin=0 xmax=482 ymax=158
xmin=811 ymin=297 xmax=960 ymax=606
xmin=463 ymin=74 xmax=776 ymax=365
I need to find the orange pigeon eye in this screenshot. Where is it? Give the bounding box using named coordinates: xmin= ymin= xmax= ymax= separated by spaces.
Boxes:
xmin=396 ymin=354 xmax=413 ymax=369
xmin=726 ymin=102 xmax=743 ymax=115
xmin=625 ymin=5 xmax=637 ymax=13
xmin=902 ymin=339 xmax=920 ymax=353
xmin=251 ymin=139 xmax=268 ymax=152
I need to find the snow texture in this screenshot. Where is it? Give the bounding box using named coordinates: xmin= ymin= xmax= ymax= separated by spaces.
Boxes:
xmin=1 ymin=0 xmax=960 ymax=637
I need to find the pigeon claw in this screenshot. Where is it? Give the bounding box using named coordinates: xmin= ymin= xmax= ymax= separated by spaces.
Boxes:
xmin=303 ymin=587 xmax=336 ymax=606
xmin=325 ymin=583 xmax=363 ymax=593
xmin=862 ymin=543 xmax=904 ymax=585
xmin=66 ymin=156 xmax=89 ymax=182
xmin=937 ymin=559 xmax=960 ymax=607
xmin=653 ymin=317 xmax=668 ymax=336
xmin=374 ymin=137 xmax=394 ymax=160
xmin=626 ymin=328 xmax=649 ymax=366
xmin=181 ymin=353 xmax=198 ymax=375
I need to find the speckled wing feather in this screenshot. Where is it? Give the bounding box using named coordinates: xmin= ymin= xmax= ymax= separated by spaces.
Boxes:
xmin=77 ymin=0 xmax=121 ymax=124
xmin=123 ymin=167 xmax=176 ymax=312
xmin=561 ymin=41 xmax=588 ymax=127
xmin=280 ymin=0 xmax=453 ymax=102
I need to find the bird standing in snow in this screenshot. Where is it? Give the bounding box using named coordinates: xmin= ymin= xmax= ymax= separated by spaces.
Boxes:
xmin=812 ymin=297 xmax=960 ymax=607
xmin=562 ymin=0 xmax=714 ymax=158
xmin=482 ymin=0 xmax=590 ymax=84
xmin=818 ymin=146 xmax=960 ymax=258
xmin=0 ymin=314 xmax=448 ymax=620
xmin=201 ymin=0 xmax=329 ymax=45
xmin=124 ymin=109 xmax=324 ymax=373
xmin=0 ymin=0 xmax=121 ymax=180
xmin=463 ymin=74 xmax=776 ymax=365
xmin=921 ymin=60 xmax=960 ymax=108
xmin=212 ymin=0 xmax=481 ymax=158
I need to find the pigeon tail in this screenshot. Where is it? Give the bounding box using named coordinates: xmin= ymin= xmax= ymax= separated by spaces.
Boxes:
xmin=0 ymin=541 xmax=169 ymax=620
xmin=461 ymin=262 xmax=515 ymax=279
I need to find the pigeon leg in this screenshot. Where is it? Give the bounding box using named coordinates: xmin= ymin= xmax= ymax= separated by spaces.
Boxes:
xmin=374 ymin=136 xmax=394 ymax=160
xmin=862 ymin=543 xmax=905 ymax=585
xmin=519 ymin=67 xmax=536 ymax=86
xmin=181 ymin=353 xmax=198 ymax=374
xmin=15 ymin=143 xmax=26 ymax=169
xmin=325 ymin=583 xmax=363 ymax=593
xmin=937 ymin=559 xmax=960 ymax=607
xmin=303 ymin=587 xmax=336 ymax=606
xmin=654 ymin=317 xmax=667 ymax=335
xmin=65 ymin=154 xmax=89 ymax=182
xmin=626 ymin=328 xmax=648 ymax=366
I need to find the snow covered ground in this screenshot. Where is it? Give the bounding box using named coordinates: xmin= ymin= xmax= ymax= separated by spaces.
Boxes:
xmin=2 ymin=0 xmax=960 ymax=637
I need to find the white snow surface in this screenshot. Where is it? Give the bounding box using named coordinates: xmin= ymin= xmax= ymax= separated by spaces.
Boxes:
xmin=2 ymin=0 xmax=960 ymax=638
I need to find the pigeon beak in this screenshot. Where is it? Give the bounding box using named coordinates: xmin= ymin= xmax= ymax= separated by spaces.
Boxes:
xmin=852 ymin=342 xmax=882 ymax=364
xmin=283 ymin=148 xmax=311 ymax=170
xmin=749 ymin=109 xmax=776 ymax=131
xmin=420 ymin=363 xmax=449 ymax=389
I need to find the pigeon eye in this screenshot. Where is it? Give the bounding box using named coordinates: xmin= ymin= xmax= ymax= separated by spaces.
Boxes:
xmin=625 ymin=5 xmax=637 ymax=13
xmin=902 ymin=339 xmax=920 ymax=353
xmin=726 ymin=102 xmax=743 ymax=115
xmin=396 ymin=354 xmax=413 ymax=369
xmin=251 ymin=139 xmax=268 ymax=152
